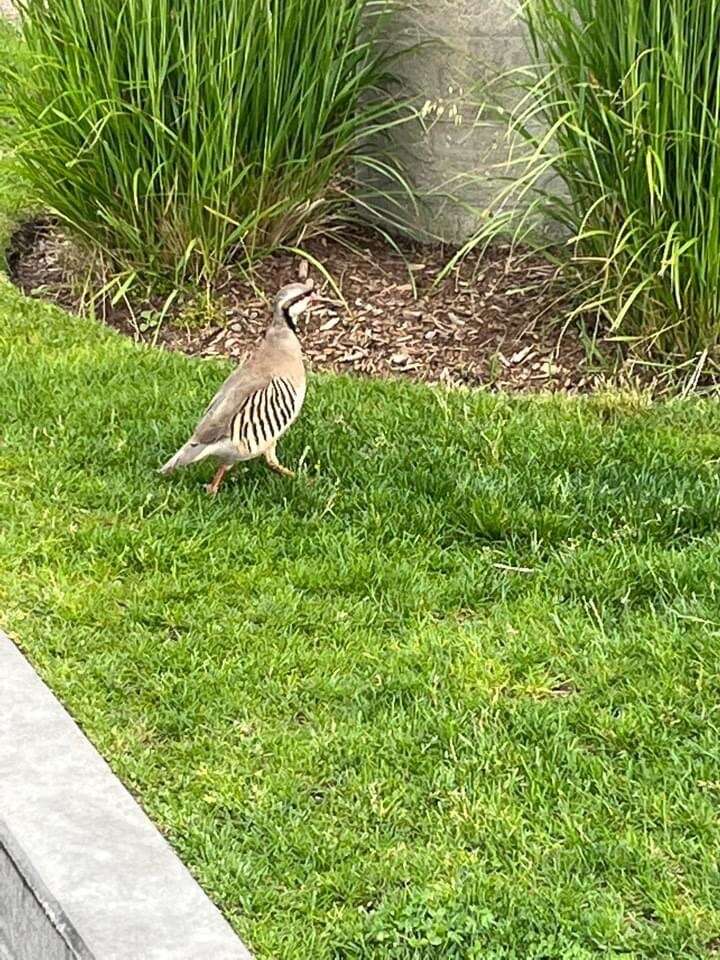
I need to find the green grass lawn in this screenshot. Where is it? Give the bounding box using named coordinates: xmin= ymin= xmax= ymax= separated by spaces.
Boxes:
xmin=3 ymin=23 xmax=720 ymax=960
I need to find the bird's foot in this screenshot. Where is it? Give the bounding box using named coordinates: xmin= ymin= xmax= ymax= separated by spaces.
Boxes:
xmin=269 ymin=463 xmax=295 ymax=478
xmin=206 ymin=464 xmax=230 ymax=495
xmin=265 ymin=455 xmax=295 ymax=478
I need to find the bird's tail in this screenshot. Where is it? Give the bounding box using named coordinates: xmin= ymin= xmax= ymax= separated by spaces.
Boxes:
xmin=159 ymin=440 xmax=207 ymax=475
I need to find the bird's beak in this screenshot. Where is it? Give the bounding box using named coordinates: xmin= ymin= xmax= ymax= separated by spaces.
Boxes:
xmin=308 ymin=293 xmax=329 ymax=308
xmin=301 ymin=280 xmax=339 ymax=310
xmin=308 ymin=293 xmax=337 ymax=307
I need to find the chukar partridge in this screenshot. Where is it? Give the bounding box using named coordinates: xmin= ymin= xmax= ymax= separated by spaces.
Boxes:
xmin=160 ymin=280 xmax=319 ymax=495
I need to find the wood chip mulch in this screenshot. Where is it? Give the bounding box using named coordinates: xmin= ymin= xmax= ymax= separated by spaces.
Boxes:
xmin=7 ymin=218 xmax=593 ymax=392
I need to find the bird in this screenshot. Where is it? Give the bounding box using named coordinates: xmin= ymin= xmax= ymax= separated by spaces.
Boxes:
xmin=159 ymin=279 xmax=320 ymax=495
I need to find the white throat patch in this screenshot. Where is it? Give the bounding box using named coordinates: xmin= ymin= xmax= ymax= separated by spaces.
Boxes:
xmin=288 ymin=296 xmax=312 ymax=319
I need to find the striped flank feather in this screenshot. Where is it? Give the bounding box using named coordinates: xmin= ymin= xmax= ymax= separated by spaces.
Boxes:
xmin=230 ymin=377 xmax=300 ymax=456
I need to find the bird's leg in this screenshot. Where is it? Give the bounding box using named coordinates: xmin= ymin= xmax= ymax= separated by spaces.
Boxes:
xmin=206 ymin=464 xmax=231 ymax=496
xmin=264 ymin=443 xmax=295 ymax=478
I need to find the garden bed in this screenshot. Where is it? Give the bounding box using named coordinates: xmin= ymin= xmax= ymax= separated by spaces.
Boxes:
xmin=8 ymin=218 xmax=592 ymax=392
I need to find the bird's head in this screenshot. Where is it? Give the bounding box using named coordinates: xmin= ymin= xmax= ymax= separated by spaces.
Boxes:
xmin=273 ymin=280 xmax=320 ymax=333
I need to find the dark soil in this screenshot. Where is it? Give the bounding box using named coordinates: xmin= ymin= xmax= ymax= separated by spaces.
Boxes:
xmin=7 ymin=217 xmax=593 ymax=392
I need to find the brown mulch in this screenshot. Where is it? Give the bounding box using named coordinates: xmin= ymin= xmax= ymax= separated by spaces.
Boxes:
xmin=7 ymin=218 xmax=593 ymax=392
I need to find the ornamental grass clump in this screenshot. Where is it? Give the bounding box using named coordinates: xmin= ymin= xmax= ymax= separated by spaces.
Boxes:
xmin=4 ymin=0 xmax=410 ymax=285
xmin=463 ymin=0 xmax=720 ymax=377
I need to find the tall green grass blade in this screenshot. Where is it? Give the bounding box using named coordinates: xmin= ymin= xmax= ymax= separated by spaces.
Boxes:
xmin=462 ymin=0 xmax=720 ymax=375
xmin=3 ymin=0 xmax=416 ymax=286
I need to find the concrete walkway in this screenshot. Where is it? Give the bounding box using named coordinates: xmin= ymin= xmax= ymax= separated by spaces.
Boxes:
xmin=0 ymin=631 xmax=251 ymax=960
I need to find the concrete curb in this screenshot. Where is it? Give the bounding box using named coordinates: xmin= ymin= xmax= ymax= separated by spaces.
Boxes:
xmin=1 ymin=818 xmax=94 ymax=959
xmin=0 ymin=631 xmax=251 ymax=960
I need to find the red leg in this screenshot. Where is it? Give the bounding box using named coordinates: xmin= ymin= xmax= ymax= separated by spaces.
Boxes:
xmin=205 ymin=464 xmax=231 ymax=496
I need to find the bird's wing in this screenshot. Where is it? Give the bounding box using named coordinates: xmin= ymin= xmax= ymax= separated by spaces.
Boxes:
xmin=192 ymin=369 xmax=303 ymax=450
xmin=191 ymin=366 xmax=269 ymax=444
